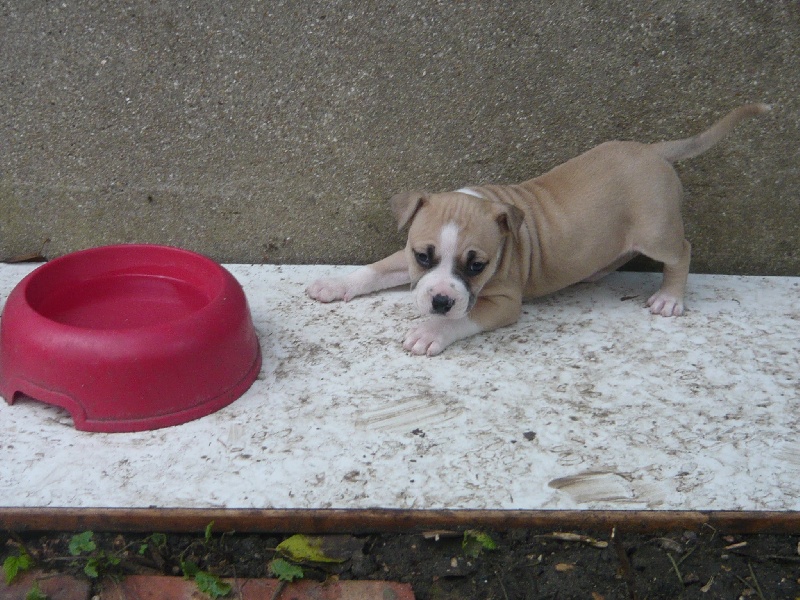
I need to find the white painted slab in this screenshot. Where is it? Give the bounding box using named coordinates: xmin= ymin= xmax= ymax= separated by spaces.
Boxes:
xmin=0 ymin=264 xmax=798 ymax=510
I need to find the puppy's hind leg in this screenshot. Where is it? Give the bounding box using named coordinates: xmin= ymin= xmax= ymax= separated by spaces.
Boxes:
xmin=644 ymin=238 xmax=691 ymax=317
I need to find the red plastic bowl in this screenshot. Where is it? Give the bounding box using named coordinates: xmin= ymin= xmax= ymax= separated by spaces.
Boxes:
xmin=0 ymin=245 xmax=261 ymax=432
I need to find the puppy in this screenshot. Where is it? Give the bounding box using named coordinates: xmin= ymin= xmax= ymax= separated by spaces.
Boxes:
xmin=307 ymin=104 xmax=770 ymax=356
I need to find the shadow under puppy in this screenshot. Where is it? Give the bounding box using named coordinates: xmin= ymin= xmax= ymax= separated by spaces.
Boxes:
xmin=307 ymin=103 xmax=770 ymax=356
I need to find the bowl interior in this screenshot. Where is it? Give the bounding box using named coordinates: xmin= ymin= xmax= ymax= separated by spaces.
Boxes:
xmin=24 ymin=246 xmax=223 ymax=330
xmin=32 ymin=274 xmax=211 ymax=329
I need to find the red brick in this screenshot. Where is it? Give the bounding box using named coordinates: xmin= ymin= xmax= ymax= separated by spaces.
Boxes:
xmin=0 ymin=569 xmax=90 ymax=600
xmin=100 ymin=575 xmax=414 ymax=600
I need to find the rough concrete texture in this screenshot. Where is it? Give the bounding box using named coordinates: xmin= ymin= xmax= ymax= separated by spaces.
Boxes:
xmin=1 ymin=1 xmax=797 ymax=273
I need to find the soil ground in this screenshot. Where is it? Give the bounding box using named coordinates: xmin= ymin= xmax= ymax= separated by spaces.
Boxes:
xmin=4 ymin=528 xmax=800 ymax=600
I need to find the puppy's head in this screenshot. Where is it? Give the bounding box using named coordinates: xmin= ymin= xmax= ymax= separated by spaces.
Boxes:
xmin=390 ymin=190 xmax=523 ymax=319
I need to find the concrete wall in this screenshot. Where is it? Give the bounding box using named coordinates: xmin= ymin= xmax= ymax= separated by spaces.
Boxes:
xmin=1 ymin=1 xmax=797 ymax=274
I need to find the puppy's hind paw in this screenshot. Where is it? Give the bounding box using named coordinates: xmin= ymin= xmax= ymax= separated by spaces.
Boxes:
xmin=646 ymin=290 xmax=685 ymax=317
xmin=306 ymin=278 xmax=350 ymax=303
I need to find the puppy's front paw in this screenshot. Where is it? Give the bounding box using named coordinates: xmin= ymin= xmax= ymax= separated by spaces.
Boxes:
xmin=306 ymin=277 xmax=351 ymax=303
xmin=646 ymin=290 xmax=684 ymax=317
xmin=403 ymin=322 xmax=449 ymax=356
xmin=402 ymin=317 xmax=481 ymax=357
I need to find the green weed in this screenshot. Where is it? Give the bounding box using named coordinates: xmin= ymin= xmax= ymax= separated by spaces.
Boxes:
xmin=462 ymin=530 xmax=498 ymax=559
xmin=25 ymin=581 xmax=48 ymax=600
xmin=3 ymin=547 xmax=33 ymax=585
xmin=269 ymin=557 xmax=304 ymax=582
xmin=180 ymin=559 xmax=232 ymax=599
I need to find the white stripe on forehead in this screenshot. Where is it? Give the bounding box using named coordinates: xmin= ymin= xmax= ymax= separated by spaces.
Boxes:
xmin=437 ymin=222 xmax=460 ymax=270
xmin=415 ymin=222 xmax=460 ymax=297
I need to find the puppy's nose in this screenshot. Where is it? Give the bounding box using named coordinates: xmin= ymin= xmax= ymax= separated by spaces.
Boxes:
xmin=431 ymin=294 xmax=455 ymax=314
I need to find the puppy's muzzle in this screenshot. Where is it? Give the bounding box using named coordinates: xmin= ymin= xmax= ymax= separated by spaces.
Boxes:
xmin=431 ymin=294 xmax=456 ymax=315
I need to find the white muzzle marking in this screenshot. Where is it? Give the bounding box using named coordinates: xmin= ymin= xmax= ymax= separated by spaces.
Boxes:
xmin=413 ymin=222 xmax=471 ymax=318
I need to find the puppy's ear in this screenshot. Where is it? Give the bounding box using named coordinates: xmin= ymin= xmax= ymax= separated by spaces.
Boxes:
xmin=492 ymin=203 xmax=525 ymax=238
xmin=390 ymin=190 xmax=429 ymax=230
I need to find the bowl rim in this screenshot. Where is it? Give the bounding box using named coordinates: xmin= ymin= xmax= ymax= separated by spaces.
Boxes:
xmin=19 ymin=243 xmax=232 ymax=334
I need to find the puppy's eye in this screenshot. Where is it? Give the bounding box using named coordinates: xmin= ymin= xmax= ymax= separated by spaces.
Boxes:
xmin=465 ymin=260 xmax=486 ymax=276
xmin=415 ymin=249 xmax=433 ymax=269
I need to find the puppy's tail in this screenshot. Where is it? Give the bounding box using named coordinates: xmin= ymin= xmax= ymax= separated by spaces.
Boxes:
xmin=650 ymin=103 xmax=771 ymax=163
